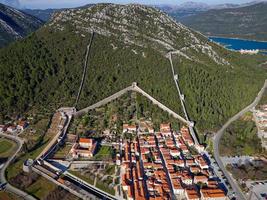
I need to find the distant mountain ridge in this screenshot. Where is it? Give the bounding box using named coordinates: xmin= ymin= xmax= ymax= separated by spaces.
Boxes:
xmin=0 ymin=3 xmax=43 ymax=47
xmin=23 ymin=9 xmax=60 ymax=22
xmin=22 ymin=4 xmax=95 ymax=22
xmin=179 ymin=2 xmax=267 ymax=41
xmin=157 ymin=0 xmax=267 ymax=19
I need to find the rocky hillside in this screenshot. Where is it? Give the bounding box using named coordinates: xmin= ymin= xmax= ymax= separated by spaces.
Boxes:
xmin=0 ymin=4 xmax=266 ymax=136
xmin=0 ymin=3 xmax=43 ymax=47
xmin=50 ymin=4 xmax=229 ymax=65
xmin=180 ymin=2 xmax=267 ymax=41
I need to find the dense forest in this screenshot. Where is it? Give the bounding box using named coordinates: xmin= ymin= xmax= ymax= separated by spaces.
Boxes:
xmin=172 ymin=50 xmax=266 ymax=132
xmin=0 ymin=4 xmax=266 ymax=138
xmin=0 ymin=28 xmax=88 ymax=121
xmin=220 ymin=112 xmax=265 ymax=156
xmin=71 ymin=91 xmax=183 ymax=138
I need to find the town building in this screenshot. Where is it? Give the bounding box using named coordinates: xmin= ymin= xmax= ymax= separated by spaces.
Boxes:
xmin=200 ymin=188 xmax=228 ymax=200
xmin=17 ymin=120 xmax=28 ymax=130
xmin=123 ymin=124 xmax=137 ymax=133
xmin=160 ymin=123 xmax=172 ymax=137
xmin=7 ymin=125 xmax=17 ymax=133
xmin=70 ymin=138 xmax=97 ymax=158
xmin=0 ymin=125 xmax=7 ymax=132
xmin=121 ymin=124 xmax=228 ymax=200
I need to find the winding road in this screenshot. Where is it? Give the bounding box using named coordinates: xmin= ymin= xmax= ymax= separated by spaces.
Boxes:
xmin=213 ymin=80 xmax=267 ymax=200
xmin=0 ymin=133 xmax=37 ymax=200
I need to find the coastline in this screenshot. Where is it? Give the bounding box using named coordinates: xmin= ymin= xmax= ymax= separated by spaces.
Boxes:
xmin=209 ymin=36 xmax=267 ymax=54
xmin=208 ymin=35 xmax=267 ymax=43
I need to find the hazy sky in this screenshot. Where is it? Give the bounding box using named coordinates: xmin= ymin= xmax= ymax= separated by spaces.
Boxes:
xmin=4 ymin=0 xmax=264 ymax=9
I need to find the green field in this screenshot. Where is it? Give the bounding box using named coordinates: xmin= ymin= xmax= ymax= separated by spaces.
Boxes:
xmin=68 ymin=170 xmax=95 ymax=185
xmin=26 ymin=176 xmax=57 ymax=199
xmin=6 ymin=133 xmax=51 ymax=179
xmin=69 ymin=169 xmax=116 ymax=195
xmin=0 ymin=139 xmax=16 ymax=157
xmin=93 ymin=145 xmax=114 ymax=160
xmin=95 ymin=180 xmax=115 ymax=195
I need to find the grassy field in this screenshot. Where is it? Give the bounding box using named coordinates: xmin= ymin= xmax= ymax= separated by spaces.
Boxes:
xmin=26 ymin=176 xmax=57 ymax=199
xmin=0 ymin=138 xmax=16 ymax=157
xmin=105 ymin=164 xmax=116 ymax=175
xmin=6 ymin=133 xmax=52 ymax=179
xmin=68 ymin=170 xmax=95 ymax=185
xmin=52 ymin=144 xmax=72 ymax=159
xmin=95 ymin=180 xmax=115 ymax=195
xmin=6 ymin=113 xmax=74 ymax=199
xmin=69 ymin=169 xmax=115 ymax=195
xmin=7 ymin=114 xmax=57 ymax=179
xmin=93 ymin=145 xmax=114 ymax=160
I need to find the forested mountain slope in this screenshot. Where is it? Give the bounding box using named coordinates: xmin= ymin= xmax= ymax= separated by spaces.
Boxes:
xmin=23 ymin=8 xmax=59 ymax=22
xmin=0 ymin=4 xmax=266 ymax=137
xmin=0 ymin=3 xmax=43 ymax=47
xmin=179 ymin=2 xmax=267 ymax=41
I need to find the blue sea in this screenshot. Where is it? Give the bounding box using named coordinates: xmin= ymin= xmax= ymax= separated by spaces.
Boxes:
xmin=209 ymin=37 xmax=267 ymax=54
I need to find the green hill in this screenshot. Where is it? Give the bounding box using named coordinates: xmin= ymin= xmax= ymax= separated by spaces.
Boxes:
xmin=0 ymin=3 xmax=266 ymax=136
xmin=179 ymin=2 xmax=267 ymax=41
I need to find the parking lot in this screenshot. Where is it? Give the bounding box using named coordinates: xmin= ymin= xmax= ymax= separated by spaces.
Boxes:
xmin=246 ymin=180 xmax=267 ymax=200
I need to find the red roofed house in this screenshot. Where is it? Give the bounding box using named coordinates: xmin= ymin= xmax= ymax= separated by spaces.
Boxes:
xmin=160 ymin=123 xmax=172 ymax=137
xmin=195 ymin=156 xmax=209 ymax=169
xmin=181 ymin=173 xmax=193 ymax=185
xmin=172 ymin=178 xmax=184 ymax=195
xmin=200 ymin=188 xmax=228 ymax=200
xmin=79 ymin=138 xmax=93 ymax=148
xmin=123 ymin=124 xmax=137 ymax=133
xmin=194 ymin=175 xmax=208 ymax=184
xmin=185 ymin=188 xmax=200 ymax=200
xmin=70 ymin=138 xmax=97 ymax=158
xmin=170 ymin=149 xmax=180 ymax=157
xmin=17 ymin=121 xmax=28 ymax=130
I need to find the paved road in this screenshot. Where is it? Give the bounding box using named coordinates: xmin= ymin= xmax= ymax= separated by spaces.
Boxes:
xmin=213 ymin=80 xmax=267 ymax=200
xmin=0 ymin=133 xmax=37 ymax=200
xmin=246 ymin=181 xmax=267 ymax=200
xmin=74 ymin=32 xmax=95 ymax=108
